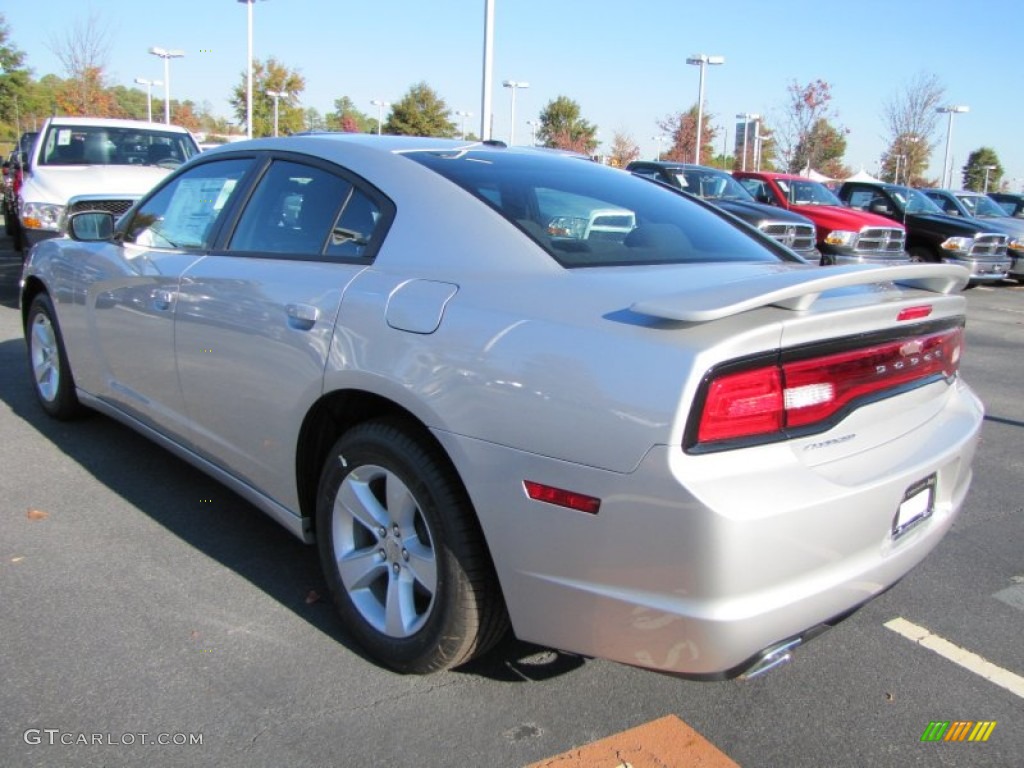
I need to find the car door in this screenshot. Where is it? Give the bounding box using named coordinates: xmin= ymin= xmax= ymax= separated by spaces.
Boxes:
xmin=173 ymin=155 xmax=389 ymax=510
xmin=86 ymin=156 xmax=255 ymax=439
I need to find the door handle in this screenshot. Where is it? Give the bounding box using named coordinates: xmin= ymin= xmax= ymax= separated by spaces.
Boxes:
xmin=152 ymin=289 xmax=175 ymax=311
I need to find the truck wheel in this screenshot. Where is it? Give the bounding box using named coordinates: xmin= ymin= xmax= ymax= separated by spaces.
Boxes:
xmin=316 ymin=419 xmax=508 ymax=673
xmin=909 ymin=247 xmax=935 ymax=263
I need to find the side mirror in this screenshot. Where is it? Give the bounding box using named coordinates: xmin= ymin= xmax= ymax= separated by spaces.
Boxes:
xmin=68 ymin=211 xmax=115 ymax=242
xmin=870 ymin=202 xmax=893 ymax=216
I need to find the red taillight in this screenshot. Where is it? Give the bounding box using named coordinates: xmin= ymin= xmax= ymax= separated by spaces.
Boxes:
xmin=695 ymin=326 xmax=963 ymax=448
xmin=524 ymin=481 xmax=601 ymax=514
xmin=897 ymin=305 xmax=933 ymax=321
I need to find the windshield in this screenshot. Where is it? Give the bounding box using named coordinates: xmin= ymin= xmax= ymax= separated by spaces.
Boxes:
xmin=677 ymin=169 xmax=753 ymax=201
xmin=38 ymin=124 xmax=200 ymax=168
xmin=957 ymin=194 xmax=1008 ymax=217
xmin=891 ymin=187 xmax=943 ymax=215
xmin=776 ymin=178 xmax=841 ymax=206
xmin=405 ymin=149 xmax=797 ymax=267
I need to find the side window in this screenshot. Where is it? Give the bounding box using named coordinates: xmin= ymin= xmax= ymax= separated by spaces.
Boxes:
xmin=325 ymin=187 xmax=382 ymax=259
xmin=230 ymin=160 xmax=352 ymax=255
xmin=124 ymin=158 xmax=252 ymax=249
xmin=846 ymin=188 xmax=874 ymax=210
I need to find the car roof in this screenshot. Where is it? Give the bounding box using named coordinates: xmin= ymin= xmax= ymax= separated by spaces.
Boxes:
xmin=42 ymin=116 xmax=193 ymax=134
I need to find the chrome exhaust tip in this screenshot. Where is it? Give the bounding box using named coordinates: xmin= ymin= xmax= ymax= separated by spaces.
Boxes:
xmin=738 ymin=637 xmax=802 ymax=681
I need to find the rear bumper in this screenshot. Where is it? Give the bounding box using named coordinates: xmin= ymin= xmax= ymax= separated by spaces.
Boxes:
xmin=436 ymin=378 xmax=983 ymax=676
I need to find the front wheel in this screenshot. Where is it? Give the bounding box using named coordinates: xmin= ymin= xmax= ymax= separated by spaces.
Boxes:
xmin=26 ymin=293 xmax=82 ymax=419
xmin=316 ymin=419 xmax=508 ymax=673
xmin=908 ymin=246 xmax=935 ymax=264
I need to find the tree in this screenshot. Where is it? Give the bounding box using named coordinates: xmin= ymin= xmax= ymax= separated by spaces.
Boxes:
xmin=171 ymin=101 xmax=201 ymax=132
xmin=608 ymin=131 xmax=640 ymax=168
xmin=961 ymin=148 xmax=1002 ymax=192
xmin=658 ymin=104 xmax=715 ymax=165
xmin=303 ymin=107 xmax=324 ymax=131
xmin=384 ymin=82 xmax=455 ymax=137
xmin=47 ymin=11 xmax=118 ymax=116
xmin=326 ymin=96 xmax=373 ymax=133
xmin=536 ymin=96 xmax=597 ymax=154
xmin=229 ymin=57 xmax=306 ymax=137
xmin=793 ymin=118 xmax=850 ymax=179
xmin=0 ymin=13 xmax=32 ymax=137
xmin=108 ymin=85 xmax=149 ymax=121
xmin=775 ymin=79 xmax=846 ymax=174
xmin=879 ymin=72 xmax=945 ymax=186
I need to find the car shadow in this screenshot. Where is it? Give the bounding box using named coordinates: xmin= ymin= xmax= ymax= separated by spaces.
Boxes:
xmin=0 ymin=333 xmax=584 ymax=682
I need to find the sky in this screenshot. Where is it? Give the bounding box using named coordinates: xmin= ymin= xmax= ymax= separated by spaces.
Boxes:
xmin=5 ymin=0 xmax=1022 ymax=187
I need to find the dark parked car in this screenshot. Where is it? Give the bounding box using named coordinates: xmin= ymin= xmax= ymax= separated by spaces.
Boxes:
xmin=919 ymin=189 xmax=1024 ymax=282
xmin=2 ymin=130 xmax=38 ymax=243
xmin=988 ymin=192 xmax=1024 ymax=218
xmin=837 ymin=181 xmax=1010 ymax=283
xmin=625 ymin=161 xmax=822 ymax=263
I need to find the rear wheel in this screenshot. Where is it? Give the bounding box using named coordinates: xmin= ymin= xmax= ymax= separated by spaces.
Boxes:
xmin=316 ymin=419 xmax=508 ymax=673
xmin=26 ymin=293 xmax=82 ymax=419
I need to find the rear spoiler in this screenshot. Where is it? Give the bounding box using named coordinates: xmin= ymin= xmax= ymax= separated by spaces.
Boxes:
xmin=631 ymin=264 xmax=969 ymax=323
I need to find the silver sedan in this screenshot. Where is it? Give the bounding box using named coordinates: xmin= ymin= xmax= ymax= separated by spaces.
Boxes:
xmin=20 ymin=135 xmax=983 ymax=679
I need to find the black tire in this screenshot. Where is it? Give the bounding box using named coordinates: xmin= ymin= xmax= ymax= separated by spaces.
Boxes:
xmin=908 ymin=246 xmax=934 ymax=263
xmin=26 ymin=293 xmax=82 ymax=419
xmin=316 ymin=419 xmax=508 ymax=673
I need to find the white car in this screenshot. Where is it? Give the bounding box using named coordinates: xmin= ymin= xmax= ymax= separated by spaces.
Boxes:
xmin=14 ymin=116 xmax=200 ymax=251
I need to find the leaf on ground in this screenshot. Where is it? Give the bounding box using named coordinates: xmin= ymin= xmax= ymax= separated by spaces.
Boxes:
xmin=26 ymin=508 xmax=49 ymax=521
xmin=305 ymin=590 xmax=321 ymax=604
xmin=190 ymin=629 xmax=200 ymax=641
xmin=11 ymin=556 xmax=25 ymax=563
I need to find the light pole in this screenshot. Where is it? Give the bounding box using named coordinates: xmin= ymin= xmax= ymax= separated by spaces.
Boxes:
xmin=651 ymin=135 xmax=666 ymax=160
xmin=266 ymin=89 xmax=284 ymax=136
xmin=134 ymin=77 xmax=162 ymax=123
xmin=526 ymin=119 xmax=537 ymax=146
xmin=148 ymin=47 xmax=184 ymax=124
xmin=237 ymin=0 xmax=266 ymax=139
xmin=502 ymin=80 xmax=529 ymax=145
xmin=754 ymin=126 xmax=770 ymax=172
xmin=481 ymin=0 xmax=494 ymax=140
xmin=370 ymin=99 xmax=390 ymax=136
xmin=686 ymin=54 xmax=724 ymax=165
xmin=982 ymin=165 xmax=997 ymax=194
xmin=736 ymin=113 xmax=759 ymax=171
xmin=937 ymin=105 xmax=968 ymax=189
xmin=455 ymin=110 xmax=473 ymax=139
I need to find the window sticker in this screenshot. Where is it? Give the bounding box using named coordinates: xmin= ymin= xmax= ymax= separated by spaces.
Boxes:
xmin=57 ymin=129 xmax=72 ymax=146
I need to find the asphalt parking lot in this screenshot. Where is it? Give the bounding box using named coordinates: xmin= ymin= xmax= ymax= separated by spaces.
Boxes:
xmin=1 ymin=229 xmax=1021 ymax=768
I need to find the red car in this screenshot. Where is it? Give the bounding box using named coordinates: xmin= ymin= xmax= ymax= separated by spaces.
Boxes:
xmin=734 ymin=171 xmax=908 ymax=266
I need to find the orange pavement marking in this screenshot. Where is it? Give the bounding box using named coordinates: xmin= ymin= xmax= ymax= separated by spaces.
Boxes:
xmin=525 ymin=714 xmax=739 ymax=768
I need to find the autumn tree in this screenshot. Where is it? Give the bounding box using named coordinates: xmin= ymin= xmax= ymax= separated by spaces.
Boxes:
xmin=879 ymin=72 xmax=945 ymax=186
xmin=961 ymin=148 xmax=1002 ymax=192
xmin=608 ymin=131 xmax=640 ymax=168
xmin=327 ymin=96 xmax=373 ymax=133
xmin=536 ymin=96 xmax=597 ymax=154
xmin=658 ymin=104 xmax=716 ymax=165
xmin=384 ymin=82 xmax=455 ymax=137
xmin=48 ymin=11 xmax=119 ymax=116
xmin=775 ymin=79 xmax=846 ymax=174
xmin=230 ymin=57 xmax=306 ymax=137
xmin=794 ymin=118 xmax=850 ymax=179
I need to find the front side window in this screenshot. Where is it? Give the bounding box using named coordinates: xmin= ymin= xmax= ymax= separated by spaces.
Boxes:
xmin=404 ymin=149 xmax=795 ymax=267
xmin=124 ymin=158 xmax=253 ymax=249
xmin=39 ymin=124 xmax=200 ymax=168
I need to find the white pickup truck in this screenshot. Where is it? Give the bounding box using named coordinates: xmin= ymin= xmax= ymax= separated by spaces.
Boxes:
xmin=14 ymin=116 xmax=200 ymax=251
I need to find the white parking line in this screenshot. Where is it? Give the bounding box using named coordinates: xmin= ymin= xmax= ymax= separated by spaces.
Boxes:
xmin=885 ymin=617 xmax=1024 ymax=699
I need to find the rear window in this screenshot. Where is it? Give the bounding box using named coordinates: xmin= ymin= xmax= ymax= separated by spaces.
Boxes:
xmin=403 ymin=149 xmax=794 ymax=267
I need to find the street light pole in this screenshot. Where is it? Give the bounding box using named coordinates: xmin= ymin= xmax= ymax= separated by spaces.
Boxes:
xmin=937 ymin=105 xmax=969 ymax=189
xmin=481 ymin=0 xmax=495 ymax=141
xmin=736 ymin=113 xmax=759 ymax=171
xmin=370 ymin=99 xmax=390 ymax=136
xmin=266 ymin=90 xmax=284 ymax=136
xmin=526 ymin=119 xmax=537 ymax=146
xmin=148 ymin=47 xmax=184 ymax=124
xmin=455 ymin=110 xmax=473 ymax=139
xmin=982 ymin=165 xmax=997 ymax=194
xmin=651 ymin=135 xmax=665 ymax=160
xmin=686 ymin=54 xmax=724 ymax=165
xmin=502 ymin=80 xmax=529 ymax=145
xmin=236 ymin=0 xmax=263 ymax=139
xmin=134 ymin=77 xmax=162 ymax=123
